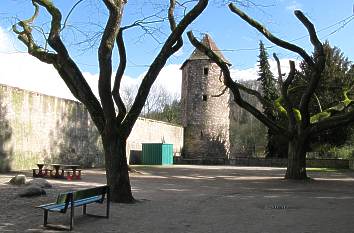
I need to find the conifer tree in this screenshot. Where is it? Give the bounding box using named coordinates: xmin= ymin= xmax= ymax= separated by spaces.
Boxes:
xmin=292 ymin=42 xmax=354 ymax=148
xmin=257 ymin=41 xmax=285 ymax=157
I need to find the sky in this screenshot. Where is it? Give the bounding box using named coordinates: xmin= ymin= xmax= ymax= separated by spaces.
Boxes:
xmin=0 ymin=0 xmax=353 ymax=101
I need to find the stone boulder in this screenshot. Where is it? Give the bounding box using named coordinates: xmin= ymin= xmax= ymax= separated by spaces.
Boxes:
xmin=26 ymin=178 xmax=52 ymax=188
xmin=18 ymin=185 xmax=46 ymax=197
xmin=8 ymin=174 xmax=26 ymax=185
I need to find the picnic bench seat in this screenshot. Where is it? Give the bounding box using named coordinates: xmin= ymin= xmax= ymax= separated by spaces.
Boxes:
xmin=33 ymin=168 xmax=53 ymax=177
xmin=36 ymin=185 xmax=110 ymax=231
xmin=63 ymin=169 xmax=82 ymax=180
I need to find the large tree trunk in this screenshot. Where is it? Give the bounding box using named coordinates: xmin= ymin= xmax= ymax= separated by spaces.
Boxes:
xmin=285 ymin=136 xmax=308 ymax=179
xmin=102 ymin=131 xmax=134 ymax=203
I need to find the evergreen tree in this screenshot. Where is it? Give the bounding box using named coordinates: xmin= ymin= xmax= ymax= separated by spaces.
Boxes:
xmin=257 ymin=41 xmax=286 ymax=157
xmin=291 ymin=42 xmax=354 ymax=149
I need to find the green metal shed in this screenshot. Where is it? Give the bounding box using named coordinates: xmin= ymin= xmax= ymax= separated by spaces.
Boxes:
xmin=142 ymin=143 xmax=173 ymax=165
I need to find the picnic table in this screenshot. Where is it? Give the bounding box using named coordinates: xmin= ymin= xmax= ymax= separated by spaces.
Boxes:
xmin=61 ymin=164 xmax=81 ymax=180
xmin=33 ymin=163 xmax=45 ymax=177
xmin=33 ymin=163 xmax=81 ymax=180
xmin=51 ymin=163 xmax=63 ymax=178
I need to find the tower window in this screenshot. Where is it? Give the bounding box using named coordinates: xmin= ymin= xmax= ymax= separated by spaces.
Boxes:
xmin=203 ymin=67 xmax=209 ymax=76
xmin=202 ymin=94 xmax=208 ymax=101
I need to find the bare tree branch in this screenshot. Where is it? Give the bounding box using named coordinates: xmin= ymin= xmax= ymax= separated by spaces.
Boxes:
xmin=98 ymin=0 xmax=126 ymax=123
xmin=211 ymin=86 xmax=228 ymax=97
xmin=34 ymin=0 xmax=68 ymax=56
xmin=295 ymin=10 xmax=325 ymax=127
xmin=273 ymin=53 xmax=297 ymax=127
xmin=13 ymin=0 xmax=105 ymax=133
xmin=168 ymin=0 xmax=177 ymax=30
xmin=311 ymin=109 xmax=354 ymax=135
xmin=210 ymin=71 xmax=274 ymax=109
xmin=113 ymin=29 xmax=127 ymax=124
xmin=228 ymin=4 xmax=325 ymax=131
xmin=168 ymin=0 xmax=183 ymax=53
xmin=121 ymin=11 xmax=165 ymax=31
xmin=122 ymin=0 xmax=209 ymax=138
xmin=229 ymin=3 xmax=314 ymax=67
xmin=284 ymin=61 xmax=296 ymax=90
xmin=12 ymin=1 xmax=57 ymax=64
xmin=294 ymin=11 xmax=323 ymax=58
xmin=62 ymin=0 xmax=86 ymax=32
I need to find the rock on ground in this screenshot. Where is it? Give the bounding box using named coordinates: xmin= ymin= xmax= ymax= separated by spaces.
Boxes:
xmin=26 ymin=178 xmax=52 ymax=188
xmin=8 ymin=174 xmax=26 ymax=185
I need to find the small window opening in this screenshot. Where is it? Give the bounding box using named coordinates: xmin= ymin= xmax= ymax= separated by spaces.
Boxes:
xmin=203 ymin=67 xmax=209 ymax=76
xmin=202 ymin=94 xmax=208 ymax=101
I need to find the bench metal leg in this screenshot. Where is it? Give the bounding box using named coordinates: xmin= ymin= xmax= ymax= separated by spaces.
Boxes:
xmin=70 ymin=206 xmax=74 ymax=231
xmin=106 ymin=190 xmax=110 ymax=218
xmin=44 ymin=210 xmax=48 ymax=226
xmin=83 ymin=204 xmax=87 ymax=215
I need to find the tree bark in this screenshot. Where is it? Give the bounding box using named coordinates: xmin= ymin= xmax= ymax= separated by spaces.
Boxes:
xmin=102 ymin=131 xmax=134 ymax=203
xmin=285 ymin=136 xmax=308 ymax=179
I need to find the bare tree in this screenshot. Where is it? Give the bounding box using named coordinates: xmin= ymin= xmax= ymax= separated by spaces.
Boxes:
xmin=188 ymin=4 xmax=354 ymax=179
xmin=142 ymin=84 xmax=171 ymax=116
xmin=121 ymin=85 xmax=137 ymax=111
xmin=13 ymin=0 xmax=208 ymax=202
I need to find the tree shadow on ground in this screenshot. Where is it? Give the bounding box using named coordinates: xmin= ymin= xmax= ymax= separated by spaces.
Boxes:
xmin=130 ymin=166 xmax=354 ymax=199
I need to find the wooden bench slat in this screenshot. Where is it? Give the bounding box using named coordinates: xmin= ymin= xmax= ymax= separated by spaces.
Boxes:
xmin=45 ymin=205 xmax=68 ymax=212
xmin=73 ymin=186 xmax=108 ymax=201
xmin=38 ymin=195 xmax=102 ymax=211
xmin=37 ymin=202 xmax=60 ymax=209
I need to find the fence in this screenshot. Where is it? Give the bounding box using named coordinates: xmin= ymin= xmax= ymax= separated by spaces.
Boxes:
xmin=175 ymin=156 xmax=351 ymax=169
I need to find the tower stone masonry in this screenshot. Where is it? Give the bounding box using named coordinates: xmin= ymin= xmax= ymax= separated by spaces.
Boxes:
xmin=181 ymin=34 xmax=231 ymax=159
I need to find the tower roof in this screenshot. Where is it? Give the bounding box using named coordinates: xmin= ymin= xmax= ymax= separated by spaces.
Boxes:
xmin=181 ymin=34 xmax=231 ymax=69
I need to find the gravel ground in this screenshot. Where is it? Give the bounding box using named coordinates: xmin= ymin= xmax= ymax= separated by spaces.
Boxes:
xmin=1 ymin=165 xmax=354 ymax=233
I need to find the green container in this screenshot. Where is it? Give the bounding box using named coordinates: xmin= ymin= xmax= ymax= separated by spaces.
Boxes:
xmin=142 ymin=143 xmax=173 ymax=165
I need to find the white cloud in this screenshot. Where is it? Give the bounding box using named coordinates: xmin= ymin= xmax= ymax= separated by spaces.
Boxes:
xmin=231 ymin=66 xmax=258 ymax=81
xmin=0 ymin=26 xmax=181 ymax=102
xmin=286 ymin=1 xmax=302 ymax=11
xmin=231 ymin=58 xmax=299 ymax=81
xmin=0 ymin=26 xmax=299 ymax=104
xmin=0 ymin=27 xmax=75 ymax=100
xmin=154 ymin=64 xmax=182 ymax=98
xmin=115 ymin=64 xmax=182 ymax=99
xmin=0 ymin=27 xmax=12 ymax=52
xmin=0 ymin=27 xmax=142 ymax=102
xmin=173 ymin=48 xmax=184 ymax=57
xmin=0 ymin=51 xmax=75 ymax=99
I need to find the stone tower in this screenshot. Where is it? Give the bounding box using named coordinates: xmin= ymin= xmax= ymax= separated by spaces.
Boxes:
xmin=181 ymin=34 xmax=231 ymax=160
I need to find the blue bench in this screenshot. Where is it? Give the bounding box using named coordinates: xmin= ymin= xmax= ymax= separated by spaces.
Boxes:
xmin=36 ymin=185 xmax=110 ymax=231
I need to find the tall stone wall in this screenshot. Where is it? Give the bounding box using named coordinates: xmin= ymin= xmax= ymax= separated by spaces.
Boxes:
xmin=0 ymin=84 xmax=103 ymax=171
xmin=0 ymin=84 xmax=184 ymax=171
xmin=181 ymin=60 xmax=230 ymax=158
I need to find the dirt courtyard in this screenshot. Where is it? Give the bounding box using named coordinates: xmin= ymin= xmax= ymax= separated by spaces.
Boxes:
xmin=1 ymin=165 xmax=354 ymax=233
